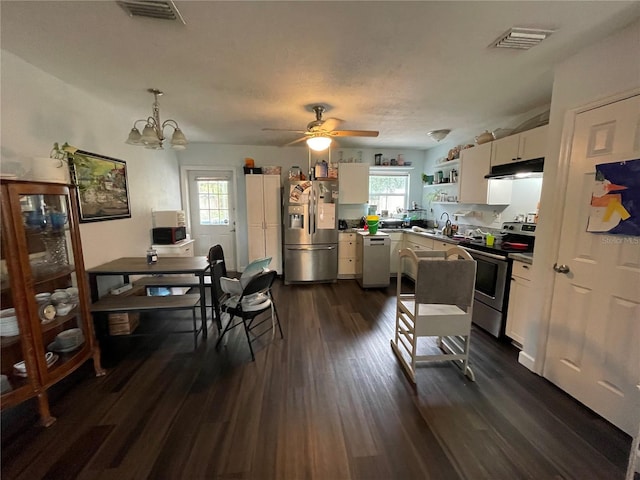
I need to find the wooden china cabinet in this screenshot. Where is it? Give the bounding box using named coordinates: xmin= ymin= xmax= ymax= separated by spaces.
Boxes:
xmin=0 ymin=179 xmax=104 ymax=426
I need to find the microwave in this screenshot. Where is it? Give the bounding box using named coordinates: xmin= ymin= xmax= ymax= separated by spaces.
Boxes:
xmin=152 ymin=226 xmax=187 ymax=244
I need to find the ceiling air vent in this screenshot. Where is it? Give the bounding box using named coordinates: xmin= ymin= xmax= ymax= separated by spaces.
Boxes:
xmin=492 ymin=28 xmax=554 ymax=50
xmin=116 ymin=1 xmax=186 ymax=24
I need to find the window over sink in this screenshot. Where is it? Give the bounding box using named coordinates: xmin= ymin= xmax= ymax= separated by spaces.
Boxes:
xmin=369 ymin=172 xmax=409 ymax=214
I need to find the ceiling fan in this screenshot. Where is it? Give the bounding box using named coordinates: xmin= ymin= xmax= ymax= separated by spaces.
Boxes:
xmin=262 ymin=105 xmax=379 ymax=150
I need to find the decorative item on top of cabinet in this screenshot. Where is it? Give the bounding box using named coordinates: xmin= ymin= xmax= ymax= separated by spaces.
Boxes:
xmin=246 ymin=174 xmax=282 ymax=274
xmin=338 ymin=163 xmax=369 ymax=204
xmin=0 ymin=179 xmax=105 ymax=427
xmin=490 ymin=125 xmax=548 ymax=167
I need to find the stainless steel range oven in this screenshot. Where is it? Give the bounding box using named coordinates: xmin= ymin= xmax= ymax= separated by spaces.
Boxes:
xmin=461 ymin=222 xmax=536 ymax=338
xmin=465 ymin=249 xmax=510 ymax=337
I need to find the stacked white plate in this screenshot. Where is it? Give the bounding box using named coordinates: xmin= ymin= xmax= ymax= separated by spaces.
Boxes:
xmin=48 ymin=328 xmax=85 ymax=353
xmin=0 ymin=308 xmax=19 ymax=337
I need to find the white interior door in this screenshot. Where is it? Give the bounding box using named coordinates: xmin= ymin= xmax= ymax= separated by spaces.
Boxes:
xmin=544 ymin=94 xmax=640 ymax=435
xmin=187 ymin=169 xmax=237 ymax=270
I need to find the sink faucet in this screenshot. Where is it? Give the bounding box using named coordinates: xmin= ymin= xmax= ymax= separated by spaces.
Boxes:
xmin=440 ymin=212 xmax=450 ymax=223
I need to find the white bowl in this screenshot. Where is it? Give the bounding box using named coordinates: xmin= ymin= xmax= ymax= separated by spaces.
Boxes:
xmin=56 ymin=328 xmax=84 ymax=347
xmin=65 ymin=287 xmax=79 ymax=297
xmin=35 ymin=292 xmax=52 ymax=304
xmin=50 ymin=292 xmax=70 ymax=305
xmin=0 ymin=308 xmax=16 ymax=318
xmin=55 ymin=303 xmax=74 ymax=316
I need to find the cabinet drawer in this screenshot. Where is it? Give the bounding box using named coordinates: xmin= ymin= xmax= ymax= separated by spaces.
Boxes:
xmin=433 ymin=240 xmax=455 ymax=251
xmin=512 ymin=260 xmax=532 ymax=281
xmin=338 ymin=257 xmax=356 ymax=275
xmin=338 ymin=242 xmax=356 ymax=259
xmin=404 ymin=234 xmax=434 ymax=250
xmin=339 ymin=232 xmax=356 ymax=242
xmin=405 ymin=240 xmax=433 ymax=253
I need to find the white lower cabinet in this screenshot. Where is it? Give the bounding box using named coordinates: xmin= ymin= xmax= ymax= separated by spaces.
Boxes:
xmin=506 ymin=260 xmax=533 ymax=348
xmin=338 ymin=232 xmax=357 ymax=278
xmin=389 ymin=232 xmax=403 ymax=275
xmin=402 ymin=233 xmax=434 ymax=280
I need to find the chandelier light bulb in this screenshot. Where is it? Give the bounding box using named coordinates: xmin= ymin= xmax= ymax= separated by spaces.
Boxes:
xmin=125 ymin=89 xmax=187 ymax=150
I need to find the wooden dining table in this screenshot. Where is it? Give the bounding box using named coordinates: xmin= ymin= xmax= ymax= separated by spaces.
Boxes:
xmin=86 ymin=256 xmax=211 ymax=338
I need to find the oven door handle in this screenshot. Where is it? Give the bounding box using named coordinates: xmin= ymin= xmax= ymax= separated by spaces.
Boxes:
xmin=461 ymin=247 xmax=508 ymax=261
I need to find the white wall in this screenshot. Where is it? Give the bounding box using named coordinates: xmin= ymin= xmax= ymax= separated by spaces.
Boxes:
xmin=1 ymin=51 xmax=182 ymax=276
xmin=525 ymin=19 xmax=640 ymax=373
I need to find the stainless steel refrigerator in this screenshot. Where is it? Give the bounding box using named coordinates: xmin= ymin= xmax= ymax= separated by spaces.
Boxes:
xmin=284 ymin=179 xmax=339 ymax=284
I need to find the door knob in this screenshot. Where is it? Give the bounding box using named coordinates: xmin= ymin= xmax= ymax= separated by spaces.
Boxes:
xmin=553 ymin=263 xmax=570 ymax=274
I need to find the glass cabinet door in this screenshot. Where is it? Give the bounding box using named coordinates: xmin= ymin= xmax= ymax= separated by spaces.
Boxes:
xmin=0 ymin=209 xmax=34 ymax=403
xmin=2 ymin=180 xmax=101 ymax=426
xmin=22 ymin=189 xmax=90 ymax=382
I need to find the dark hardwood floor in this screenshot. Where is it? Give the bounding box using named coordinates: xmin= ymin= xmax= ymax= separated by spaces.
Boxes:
xmin=1 ymin=278 xmax=632 ymax=479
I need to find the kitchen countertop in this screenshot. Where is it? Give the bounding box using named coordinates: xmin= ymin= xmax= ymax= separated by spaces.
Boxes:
xmin=509 ymin=252 xmax=534 ymax=264
xmin=340 ymin=228 xmax=536 ymax=263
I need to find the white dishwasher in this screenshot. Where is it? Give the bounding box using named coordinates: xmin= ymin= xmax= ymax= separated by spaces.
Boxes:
xmin=356 ymin=231 xmax=391 ymax=288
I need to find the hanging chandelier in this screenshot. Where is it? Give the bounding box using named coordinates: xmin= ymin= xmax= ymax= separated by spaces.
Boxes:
xmin=125 ymin=88 xmax=188 ymax=150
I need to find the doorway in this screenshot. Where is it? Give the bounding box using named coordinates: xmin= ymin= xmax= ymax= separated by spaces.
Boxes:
xmin=544 ymin=93 xmax=640 ymax=435
xmin=185 ymin=168 xmax=237 ymax=271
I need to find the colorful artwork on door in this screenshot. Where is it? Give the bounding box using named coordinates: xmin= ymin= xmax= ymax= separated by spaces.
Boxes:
xmin=587 ymin=158 xmax=640 ymax=235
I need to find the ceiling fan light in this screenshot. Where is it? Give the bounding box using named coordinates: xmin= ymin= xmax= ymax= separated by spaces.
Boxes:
xmin=125 ymin=127 xmax=142 ymax=145
xmin=307 ymin=136 xmax=332 ymax=151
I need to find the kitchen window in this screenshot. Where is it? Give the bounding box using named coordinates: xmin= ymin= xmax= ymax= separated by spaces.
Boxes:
xmin=196 ymin=177 xmax=230 ymax=225
xmin=369 ymin=172 xmax=410 ymax=213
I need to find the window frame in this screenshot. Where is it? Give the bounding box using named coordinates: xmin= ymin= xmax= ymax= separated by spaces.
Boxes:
xmin=195 ymin=176 xmax=231 ymax=226
xmin=368 ymin=171 xmax=411 ymax=215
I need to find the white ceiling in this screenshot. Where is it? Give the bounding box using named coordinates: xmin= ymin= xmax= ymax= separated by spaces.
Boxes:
xmin=2 ymin=1 xmax=639 ymax=150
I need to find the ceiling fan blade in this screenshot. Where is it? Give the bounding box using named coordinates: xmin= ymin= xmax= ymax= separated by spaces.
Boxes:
xmin=283 ymin=136 xmax=308 ymax=147
xmin=331 ymin=130 xmax=379 ymax=137
xmin=320 ymin=117 xmax=342 ymax=132
xmin=262 ymin=128 xmax=307 ymax=133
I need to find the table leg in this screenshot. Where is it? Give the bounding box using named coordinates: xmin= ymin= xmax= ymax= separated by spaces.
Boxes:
xmin=199 ymin=274 xmax=207 ymax=339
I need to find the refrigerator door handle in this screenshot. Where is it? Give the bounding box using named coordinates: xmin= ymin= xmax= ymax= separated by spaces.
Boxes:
xmin=311 ymin=186 xmax=316 ymax=235
xmin=286 ymin=245 xmax=335 ymax=251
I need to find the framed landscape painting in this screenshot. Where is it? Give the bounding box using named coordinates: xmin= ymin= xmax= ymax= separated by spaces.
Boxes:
xmin=70 ymin=150 xmax=131 ymax=223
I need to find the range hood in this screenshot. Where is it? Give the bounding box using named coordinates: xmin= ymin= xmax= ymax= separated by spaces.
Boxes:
xmin=484 ymin=157 xmax=544 ymax=179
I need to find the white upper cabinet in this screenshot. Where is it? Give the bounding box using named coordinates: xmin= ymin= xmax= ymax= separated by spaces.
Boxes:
xmin=338 ymin=163 xmax=369 ymax=203
xmin=459 ymin=143 xmax=512 ymax=205
xmin=490 ymin=125 xmax=548 ymax=167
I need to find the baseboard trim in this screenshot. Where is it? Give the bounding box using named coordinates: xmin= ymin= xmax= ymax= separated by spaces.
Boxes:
xmin=518 ymin=351 xmax=536 ymax=371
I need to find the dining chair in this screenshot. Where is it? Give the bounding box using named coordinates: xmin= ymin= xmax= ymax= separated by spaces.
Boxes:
xmin=215 ymin=269 xmax=282 ymax=361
